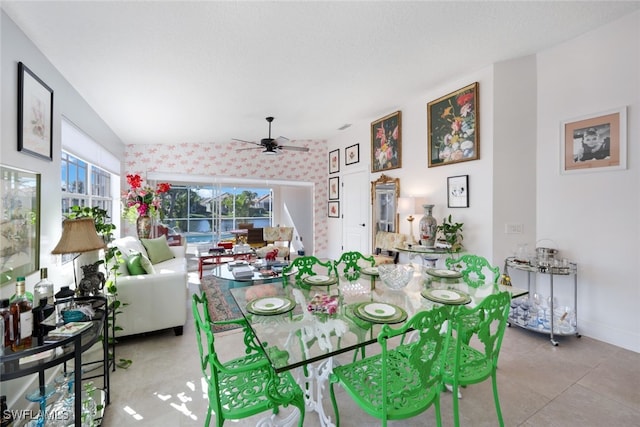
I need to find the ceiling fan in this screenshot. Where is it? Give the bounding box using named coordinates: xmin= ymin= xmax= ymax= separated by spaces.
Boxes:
xmin=233 ymin=117 xmax=310 ymax=154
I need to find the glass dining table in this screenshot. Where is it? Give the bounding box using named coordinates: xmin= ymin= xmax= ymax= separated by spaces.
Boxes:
xmin=228 ymin=266 xmax=528 ymax=427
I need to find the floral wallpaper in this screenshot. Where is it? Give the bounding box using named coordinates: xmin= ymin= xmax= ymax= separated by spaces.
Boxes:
xmin=123 ymin=140 xmax=328 ymax=255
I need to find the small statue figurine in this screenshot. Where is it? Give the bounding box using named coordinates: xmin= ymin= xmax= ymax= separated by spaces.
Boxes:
xmin=78 ymin=261 xmax=106 ymax=296
xmin=265 ymin=248 xmax=279 ymax=262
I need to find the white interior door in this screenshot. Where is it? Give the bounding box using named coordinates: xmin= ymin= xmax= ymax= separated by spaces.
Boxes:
xmin=342 ymin=170 xmax=370 ymax=253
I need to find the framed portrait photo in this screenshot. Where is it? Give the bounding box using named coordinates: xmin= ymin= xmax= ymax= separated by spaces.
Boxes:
xmin=561 ymin=107 xmax=627 ymax=174
xmin=427 ymin=82 xmax=478 ymax=167
xmin=328 ymin=201 xmax=340 ymax=218
xmin=447 ymin=175 xmax=469 ymax=208
xmin=328 ymin=176 xmax=340 ymax=200
xmin=329 ymin=149 xmax=340 ymax=174
xmin=371 ymin=111 xmax=401 ymax=173
xmin=345 ymin=143 xmax=360 ymax=165
xmin=18 ymin=62 xmax=54 ymax=161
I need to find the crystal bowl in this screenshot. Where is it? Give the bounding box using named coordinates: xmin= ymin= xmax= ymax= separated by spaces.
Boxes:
xmin=377 ymin=264 xmax=414 ymax=290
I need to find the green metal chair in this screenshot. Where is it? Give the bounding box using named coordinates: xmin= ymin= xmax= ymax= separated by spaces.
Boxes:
xmin=282 ymin=255 xmax=336 ymax=289
xmin=445 ymin=254 xmax=500 ymax=288
xmin=329 ymin=305 xmax=452 ymax=427
xmin=333 ymin=251 xmax=375 ymax=282
xmin=192 ymin=293 xmax=306 ymax=427
xmin=442 ymin=291 xmax=512 ymax=427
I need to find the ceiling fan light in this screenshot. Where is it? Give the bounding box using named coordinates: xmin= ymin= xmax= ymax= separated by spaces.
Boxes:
xmin=263 ymin=149 xmax=278 ymax=155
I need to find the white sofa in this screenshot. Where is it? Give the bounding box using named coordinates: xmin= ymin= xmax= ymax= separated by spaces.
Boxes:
xmin=110 ymin=236 xmax=188 ymax=337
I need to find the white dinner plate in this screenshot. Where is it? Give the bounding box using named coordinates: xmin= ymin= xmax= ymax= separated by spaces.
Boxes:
xmin=361 ymin=267 xmax=379 ymax=275
xmin=427 ymin=268 xmax=463 ymax=279
xmin=363 ymin=303 xmax=397 ymax=318
xmin=306 ymin=275 xmax=330 ymax=283
xmin=253 ymin=297 xmax=286 ymax=311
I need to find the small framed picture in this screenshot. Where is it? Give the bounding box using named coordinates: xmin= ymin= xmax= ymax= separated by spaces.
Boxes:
xmin=447 ymin=175 xmax=469 ymax=208
xmin=329 ymin=149 xmax=340 ymax=174
xmin=328 ymin=201 xmax=340 ymax=218
xmin=18 ymin=62 xmax=54 ymax=161
xmin=329 ymin=177 xmax=340 ymax=200
xmin=345 ymin=143 xmax=360 ymax=165
xmin=561 ymin=107 xmax=627 ymax=174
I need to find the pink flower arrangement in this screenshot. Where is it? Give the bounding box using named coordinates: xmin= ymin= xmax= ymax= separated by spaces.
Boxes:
xmin=122 ymin=174 xmax=171 ymax=223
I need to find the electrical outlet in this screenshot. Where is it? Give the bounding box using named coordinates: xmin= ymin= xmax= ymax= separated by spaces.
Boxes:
xmin=505 ymin=223 xmax=524 ymax=234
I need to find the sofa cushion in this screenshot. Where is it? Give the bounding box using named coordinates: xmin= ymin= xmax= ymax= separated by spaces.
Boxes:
xmin=126 ymin=253 xmax=147 ymax=275
xmin=115 ymin=236 xmax=147 ymax=257
xmin=141 ymin=235 xmax=175 ymax=264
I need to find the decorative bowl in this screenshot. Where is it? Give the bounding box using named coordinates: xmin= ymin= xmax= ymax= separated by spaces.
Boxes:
xmin=377 ymin=264 xmax=414 ymax=290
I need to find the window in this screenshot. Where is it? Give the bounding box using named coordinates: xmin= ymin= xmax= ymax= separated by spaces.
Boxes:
xmin=159 ymin=184 xmax=272 ymax=244
xmin=61 ymin=151 xmax=114 ymax=219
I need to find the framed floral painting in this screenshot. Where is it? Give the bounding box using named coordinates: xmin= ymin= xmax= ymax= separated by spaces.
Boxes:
xmin=329 ymin=149 xmax=340 ymax=174
xmin=371 ymin=111 xmax=401 ymax=173
xmin=328 ymin=177 xmax=339 ymax=200
xmin=328 ymin=201 xmax=340 ymax=218
xmin=427 ymin=82 xmax=479 ymax=167
xmin=18 ymin=62 xmax=54 ymax=161
xmin=345 ymin=143 xmax=359 ymax=165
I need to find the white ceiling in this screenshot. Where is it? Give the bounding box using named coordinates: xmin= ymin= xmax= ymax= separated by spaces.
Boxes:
xmin=3 ymin=1 xmax=639 ymax=146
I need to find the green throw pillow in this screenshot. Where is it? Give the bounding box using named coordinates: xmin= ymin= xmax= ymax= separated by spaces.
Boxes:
xmin=126 ymin=253 xmax=147 ymax=275
xmin=139 ymin=253 xmax=156 ymax=274
xmin=140 ymin=235 xmax=175 ymax=264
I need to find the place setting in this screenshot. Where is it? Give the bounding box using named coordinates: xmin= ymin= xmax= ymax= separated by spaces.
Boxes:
xmin=421 ymin=288 xmax=471 ymax=305
xmin=352 ymin=301 xmax=407 ymax=324
xmin=247 ymin=296 xmax=296 ymax=316
xmin=424 ymin=268 xmax=463 ymax=279
xmin=302 ymin=274 xmax=338 ymax=286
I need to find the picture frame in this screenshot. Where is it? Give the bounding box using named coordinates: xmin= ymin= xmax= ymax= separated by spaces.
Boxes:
xmin=345 ymin=143 xmax=360 ymax=165
xmin=328 ymin=201 xmax=340 ymax=218
xmin=329 ymin=149 xmax=340 ymax=174
xmin=447 ymin=175 xmax=469 ymax=208
xmin=560 ymin=107 xmax=627 ymax=174
xmin=371 ymin=111 xmax=401 ymax=173
xmin=427 ymin=82 xmax=479 ymax=167
xmin=1 ymin=165 xmax=41 ymax=286
xmin=328 ymin=176 xmax=340 ymax=200
xmin=18 ymin=62 xmax=54 ymax=161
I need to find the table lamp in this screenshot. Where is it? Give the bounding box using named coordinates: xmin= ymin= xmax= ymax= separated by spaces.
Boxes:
xmin=397 ymin=197 xmax=417 ymax=244
xmin=51 ymin=218 xmax=107 ymax=289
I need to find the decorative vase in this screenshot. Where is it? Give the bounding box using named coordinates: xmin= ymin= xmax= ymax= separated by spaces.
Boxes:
xmin=418 ymin=204 xmax=437 ymax=248
xmin=136 ymin=215 xmax=152 ymax=239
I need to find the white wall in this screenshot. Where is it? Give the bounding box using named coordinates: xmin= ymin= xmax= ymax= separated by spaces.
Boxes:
xmin=537 ymin=11 xmax=639 ymax=352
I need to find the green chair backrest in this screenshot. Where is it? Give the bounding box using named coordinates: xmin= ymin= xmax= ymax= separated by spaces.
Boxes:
xmin=334 ymin=251 xmax=375 ymax=282
xmin=446 ymin=254 xmax=500 ymax=288
xmin=283 ymin=255 xmax=335 ymax=283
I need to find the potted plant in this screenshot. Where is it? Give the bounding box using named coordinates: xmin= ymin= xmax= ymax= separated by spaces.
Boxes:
xmin=66 ymin=206 xmax=132 ymax=369
xmin=436 ymin=215 xmax=464 ymax=262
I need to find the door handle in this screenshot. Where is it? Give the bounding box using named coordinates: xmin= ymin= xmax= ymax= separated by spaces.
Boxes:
xmin=359 ymin=223 xmax=365 ymax=227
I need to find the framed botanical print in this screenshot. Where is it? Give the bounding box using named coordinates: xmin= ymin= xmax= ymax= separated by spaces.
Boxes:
xmin=371 ymin=111 xmax=401 ymax=173
xmin=447 ymin=175 xmax=469 ymax=208
xmin=561 ymin=107 xmax=627 ymax=174
xmin=427 ymin=82 xmax=478 ymax=167
xmin=328 ymin=201 xmax=340 ymax=218
xmin=329 ymin=149 xmax=340 ymax=174
xmin=18 ymin=62 xmax=54 ymax=161
xmin=345 ymin=143 xmax=360 ymax=165
xmin=329 ymin=176 xmax=339 ymax=200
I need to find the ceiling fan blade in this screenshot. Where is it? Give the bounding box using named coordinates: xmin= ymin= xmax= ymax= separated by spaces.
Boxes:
xmin=236 ymin=146 xmax=263 ymax=152
xmin=279 ymin=145 xmax=310 ymax=152
xmin=232 ymin=138 xmax=261 ymax=146
xmin=275 ymin=136 xmax=290 ymax=144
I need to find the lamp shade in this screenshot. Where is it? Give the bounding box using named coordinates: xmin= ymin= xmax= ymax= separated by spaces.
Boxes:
xmin=51 ymin=218 xmax=107 ymax=254
xmin=397 ymin=197 xmax=415 ymax=215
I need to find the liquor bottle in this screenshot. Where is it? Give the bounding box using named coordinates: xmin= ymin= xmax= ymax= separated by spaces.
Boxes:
xmin=33 ymin=267 xmax=54 ymax=306
xmin=0 ymin=299 xmax=9 ymax=355
xmin=10 ymin=277 xmax=33 ymax=351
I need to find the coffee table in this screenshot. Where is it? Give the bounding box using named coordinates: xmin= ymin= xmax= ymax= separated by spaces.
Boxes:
xmin=210 ymin=262 xmax=294 ymax=287
xmin=196 ymin=250 xmax=254 ymax=279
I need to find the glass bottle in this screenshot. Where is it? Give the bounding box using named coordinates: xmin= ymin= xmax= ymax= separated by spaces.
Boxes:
xmin=0 ymin=299 xmax=9 ymax=355
xmin=418 ymin=204 xmax=437 ymax=248
xmin=34 ymin=267 xmax=54 ymax=307
xmin=10 ymin=277 xmax=33 ymax=351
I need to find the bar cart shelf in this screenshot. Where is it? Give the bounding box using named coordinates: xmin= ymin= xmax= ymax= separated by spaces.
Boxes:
xmin=504 ymin=257 xmax=581 ymax=346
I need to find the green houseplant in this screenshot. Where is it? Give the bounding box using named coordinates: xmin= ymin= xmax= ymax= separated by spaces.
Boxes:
xmin=436 ymin=215 xmax=464 ymax=261
xmin=66 ymin=206 xmax=132 ymax=368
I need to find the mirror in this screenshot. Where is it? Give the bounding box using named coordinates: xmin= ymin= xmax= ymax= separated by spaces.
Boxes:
xmin=371 ymin=174 xmax=400 ymax=247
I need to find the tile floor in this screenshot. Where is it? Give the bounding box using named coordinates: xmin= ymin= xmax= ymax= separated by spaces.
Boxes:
xmin=100 ymin=272 xmax=640 ymax=427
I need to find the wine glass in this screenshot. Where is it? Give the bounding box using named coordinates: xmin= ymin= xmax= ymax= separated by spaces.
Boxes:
xmin=25 ymin=385 xmax=56 ymax=427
